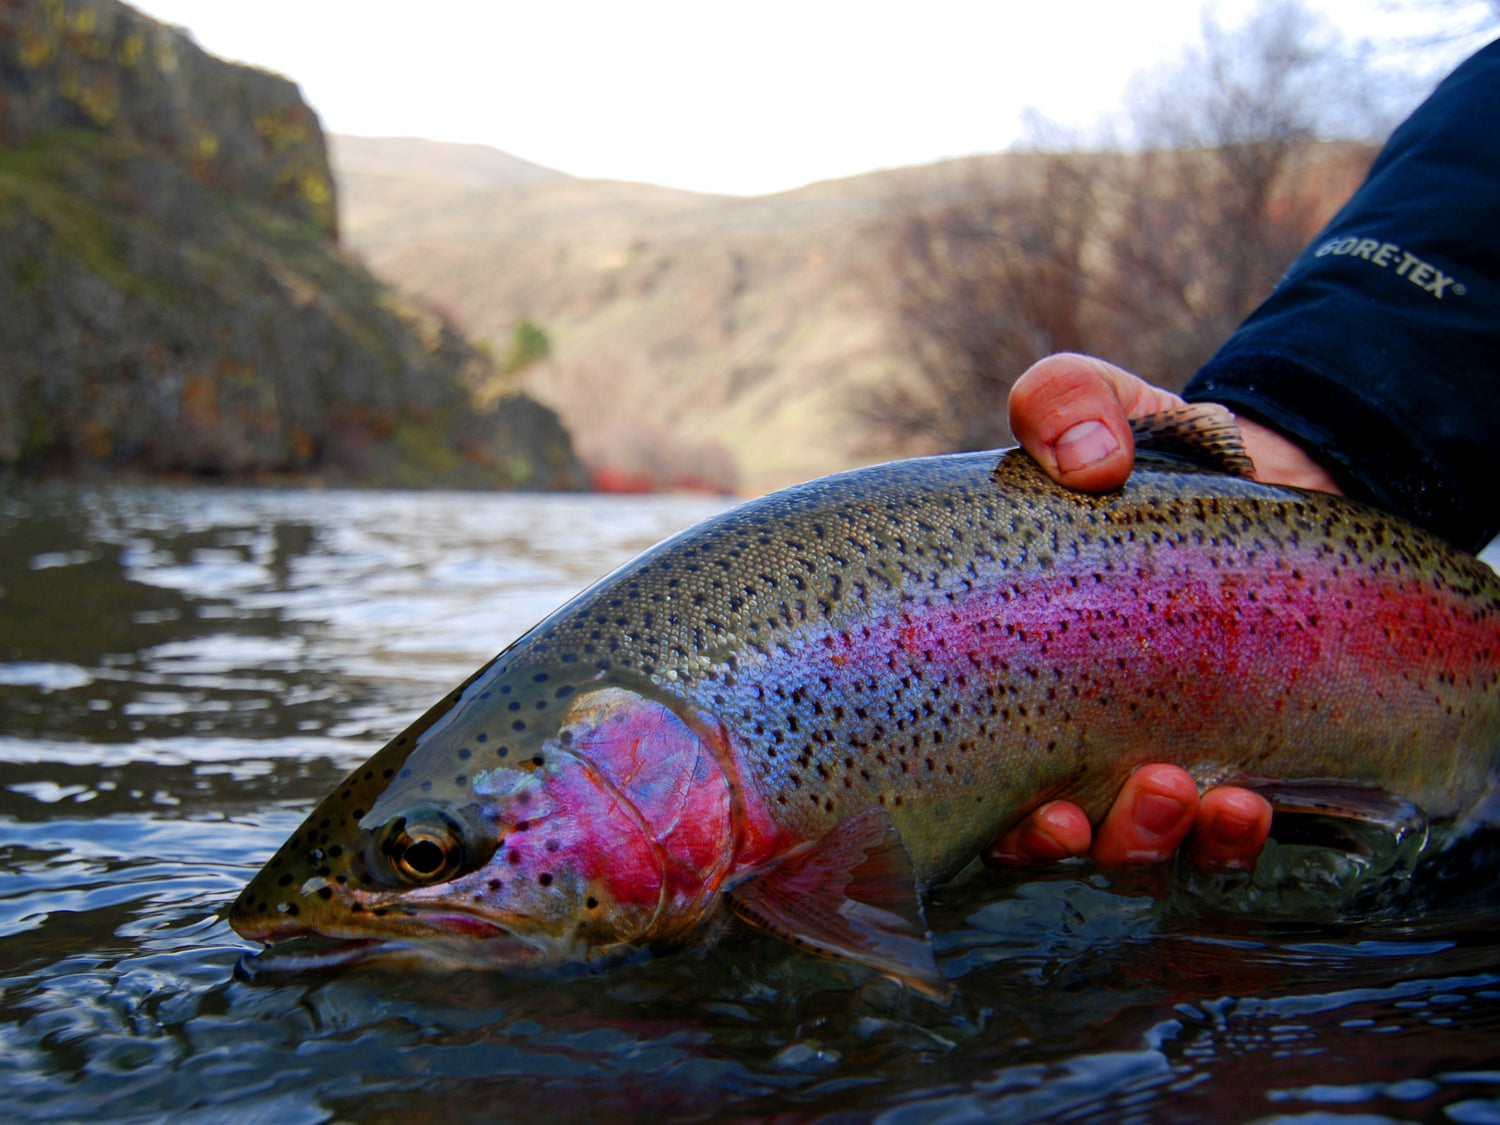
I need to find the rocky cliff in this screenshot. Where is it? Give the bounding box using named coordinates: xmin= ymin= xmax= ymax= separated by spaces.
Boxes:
xmin=0 ymin=0 xmax=588 ymax=489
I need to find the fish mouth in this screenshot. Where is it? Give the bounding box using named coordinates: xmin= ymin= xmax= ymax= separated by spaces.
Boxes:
xmin=238 ymin=909 xmax=516 ymax=945
xmin=234 ymin=936 xmax=389 ymax=978
xmin=229 ymin=893 xmax=523 ymax=945
xmin=234 ymin=928 xmax=558 ymax=979
xmin=230 ymin=907 xmax=566 ymax=978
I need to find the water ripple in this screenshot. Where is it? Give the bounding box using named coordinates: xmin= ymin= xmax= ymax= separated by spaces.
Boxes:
xmin=2 ymin=484 xmax=1498 ymax=1123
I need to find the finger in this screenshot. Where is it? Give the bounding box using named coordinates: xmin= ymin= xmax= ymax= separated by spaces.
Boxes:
xmin=1008 ymin=354 xmax=1186 ymax=492
xmin=1187 ymin=787 xmax=1273 ymax=870
xmin=983 ymin=800 xmax=1093 ymax=866
xmin=1234 ymin=416 xmax=1345 ymax=495
xmin=1091 ymin=764 xmax=1201 ymax=866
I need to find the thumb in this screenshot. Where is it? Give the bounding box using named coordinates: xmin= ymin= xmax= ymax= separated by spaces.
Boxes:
xmin=1008 ymin=354 xmax=1184 ymax=492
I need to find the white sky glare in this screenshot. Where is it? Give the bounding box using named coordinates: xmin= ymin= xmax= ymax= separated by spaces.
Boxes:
xmin=126 ymin=0 xmax=1486 ymax=196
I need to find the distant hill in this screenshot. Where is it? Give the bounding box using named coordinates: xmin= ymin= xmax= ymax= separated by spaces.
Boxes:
xmin=329 ymin=135 xmax=567 ymax=189
xmin=0 ymin=0 xmax=588 ymax=490
xmin=328 ymin=135 xmax=1371 ymax=495
xmin=331 ymin=135 xmax=1033 ymax=492
xmin=328 ymin=135 xmax=573 ymax=256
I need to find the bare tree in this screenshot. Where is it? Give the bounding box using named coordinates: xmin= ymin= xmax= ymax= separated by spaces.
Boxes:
xmin=866 ymin=154 xmax=1104 ymax=452
xmin=869 ymin=0 xmax=1379 ymax=453
xmin=1100 ymin=1 xmax=1379 ymax=381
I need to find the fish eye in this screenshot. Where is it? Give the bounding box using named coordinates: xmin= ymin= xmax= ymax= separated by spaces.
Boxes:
xmin=376 ymin=809 xmax=467 ymax=885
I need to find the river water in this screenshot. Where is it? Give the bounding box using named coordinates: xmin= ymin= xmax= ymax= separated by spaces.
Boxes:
xmin=3 ymin=483 xmax=1500 ymax=1124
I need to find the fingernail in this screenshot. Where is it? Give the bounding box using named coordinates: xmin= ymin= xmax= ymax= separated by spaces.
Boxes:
xmin=1134 ymin=792 xmax=1185 ymax=838
xmin=1018 ymin=823 xmax=1069 ymax=863
xmin=1210 ymin=812 xmax=1257 ymax=848
xmin=1054 ymin=420 xmax=1119 ymax=473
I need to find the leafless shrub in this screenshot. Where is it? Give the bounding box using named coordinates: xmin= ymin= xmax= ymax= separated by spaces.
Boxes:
xmin=870 ymin=153 xmax=1105 ymax=452
xmin=867 ymin=0 xmax=1380 ymax=453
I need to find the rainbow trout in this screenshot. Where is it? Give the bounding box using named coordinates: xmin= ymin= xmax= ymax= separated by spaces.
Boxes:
xmin=229 ymin=411 xmax=1500 ymax=994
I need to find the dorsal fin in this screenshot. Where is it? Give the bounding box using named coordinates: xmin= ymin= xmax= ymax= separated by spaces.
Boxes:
xmin=1129 ymin=404 xmax=1255 ymax=479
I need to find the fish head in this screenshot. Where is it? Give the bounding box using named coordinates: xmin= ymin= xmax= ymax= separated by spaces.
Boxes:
xmin=229 ymin=667 xmax=738 ymax=972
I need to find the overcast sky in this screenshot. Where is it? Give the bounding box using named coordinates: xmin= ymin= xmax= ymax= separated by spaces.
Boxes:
xmin=126 ymin=0 xmax=1489 ymax=196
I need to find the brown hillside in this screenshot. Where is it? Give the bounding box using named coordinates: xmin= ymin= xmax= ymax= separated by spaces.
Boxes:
xmin=329 ymin=138 xmax=1368 ymax=494
xmin=330 ymin=139 xmax=1038 ymax=493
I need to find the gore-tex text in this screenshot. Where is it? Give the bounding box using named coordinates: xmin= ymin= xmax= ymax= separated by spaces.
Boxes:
xmin=1313 ymin=236 xmax=1466 ymax=299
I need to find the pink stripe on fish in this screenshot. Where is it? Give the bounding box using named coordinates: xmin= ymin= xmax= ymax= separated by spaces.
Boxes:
xmin=704 ymin=541 xmax=1499 ymax=854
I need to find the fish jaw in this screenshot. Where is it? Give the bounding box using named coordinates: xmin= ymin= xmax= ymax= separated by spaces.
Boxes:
xmin=235 ymin=924 xmax=638 ymax=979
xmin=230 ymin=679 xmax=746 ymax=969
xmin=232 ymin=915 xmax=555 ymax=974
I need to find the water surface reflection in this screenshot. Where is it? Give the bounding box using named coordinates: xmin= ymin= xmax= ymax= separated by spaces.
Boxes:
xmin=2 ymin=484 xmax=1498 ymax=1123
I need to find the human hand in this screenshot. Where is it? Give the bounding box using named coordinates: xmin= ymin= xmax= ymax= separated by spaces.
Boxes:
xmin=1007 ymin=353 xmax=1344 ymax=495
xmin=982 ymin=764 xmax=1273 ymax=871
xmin=990 ymin=353 xmax=1341 ymax=871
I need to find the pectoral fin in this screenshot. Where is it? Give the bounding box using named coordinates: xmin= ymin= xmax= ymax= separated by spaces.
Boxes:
xmin=1233 ymin=777 xmax=1429 ymax=854
xmin=727 ymin=807 xmax=949 ymax=999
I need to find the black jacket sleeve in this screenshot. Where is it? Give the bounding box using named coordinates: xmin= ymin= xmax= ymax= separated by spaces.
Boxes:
xmin=1183 ymin=38 xmax=1500 ymax=552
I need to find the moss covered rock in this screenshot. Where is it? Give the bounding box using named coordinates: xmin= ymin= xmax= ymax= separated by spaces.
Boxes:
xmin=0 ymin=0 xmax=588 ymax=489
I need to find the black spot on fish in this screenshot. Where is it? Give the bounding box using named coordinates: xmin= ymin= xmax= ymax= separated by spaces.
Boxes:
xmin=317 ymin=887 xmax=333 ymax=900
xmin=539 ymin=873 xmax=553 ymax=886
xmin=458 ymin=748 xmax=471 ymax=760
xmin=488 ymin=879 xmax=503 ymax=891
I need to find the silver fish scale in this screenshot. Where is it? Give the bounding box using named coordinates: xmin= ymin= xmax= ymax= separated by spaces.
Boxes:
xmin=503 ymin=449 xmax=1261 ymax=679
xmin=237 ymin=447 xmax=1500 ymax=936
xmin=440 ymin=449 xmax=1500 ymax=884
